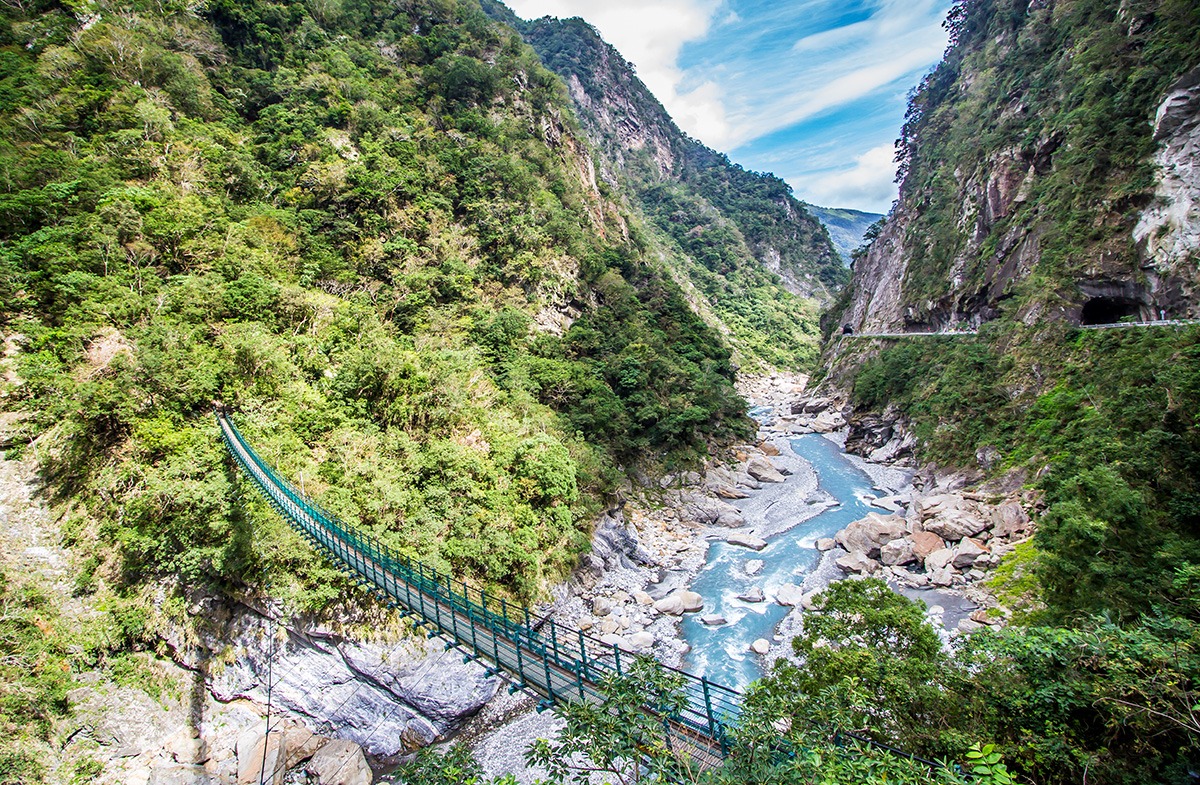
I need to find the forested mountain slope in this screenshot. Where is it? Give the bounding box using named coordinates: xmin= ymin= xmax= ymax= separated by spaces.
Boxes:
xmin=816 ymin=2 xmax=1200 ymax=780
xmin=483 ymin=3 xmax=841 ymax=369
xmin=805 ymin=204 xmax=884 ymax=265
xmin=0 ymin=0 xmax=755 ymax=619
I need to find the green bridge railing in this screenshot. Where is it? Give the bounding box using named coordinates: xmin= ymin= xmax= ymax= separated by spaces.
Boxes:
xmin=217 ymin=410 xmax=741 ymax=765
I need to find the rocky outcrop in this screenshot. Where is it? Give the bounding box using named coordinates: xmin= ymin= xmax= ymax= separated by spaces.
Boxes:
xmin=306 ymin=739 xmax=372 ymax=785
xmin=834 ymin=512 xmax=906 ymax=558
xmin=1135 ymin=64 xmax=1200 ymax=313
xmin=653 ymin=590 xmax=704 ymax=616
xmin=579 ymin=511 xmax=657 ymax=578
xmin=829 ymin=485 xmax=1035 ymax=598
xmin=170 ymin=597 xmax=500 ymax=758
xmin=829 ymin=8 xmax=1200 ymax=335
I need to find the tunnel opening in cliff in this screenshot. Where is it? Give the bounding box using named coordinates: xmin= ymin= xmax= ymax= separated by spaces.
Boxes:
xmin=1080 ymin=296 xmax=1142 ymax=325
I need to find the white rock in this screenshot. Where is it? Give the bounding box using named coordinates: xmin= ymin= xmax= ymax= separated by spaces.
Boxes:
xmin=815 ymin=538 xmax=837 ymax=551
xmin=880 ymin=538 xmax=917 ymax=566
xmin=744 ymin=559 xmax=765 ymax=576
xmin=653 ymin=590 xmax=704 ymax=615
xmin=592 ymin=597 xmax=614 ymax=616
xmin=599 ymin=633 xmax=624 ymax=647
xmin=625 ymin=631 xmax=655 ymax=652
xmin=737 ymin=586 xmax=765 ymax=603
xmin=835 ymin=551 xmax=878 ymax=574
xmin=746 ymin=457 xmax=786 ymax=483
xmin=632 ymin=590 xmax=653 ymax=606
xmin=923 ymin=509 xmax=989 ymax=541
xmin=238 ymin=728 xmax=286 ymax=785
xmin=749 ymin=639 xmax=770 ymax=655
xmin=727 ymin=532 xmax=768 ymax=551
xmin=835 ymin=512 xmax=906 ymax=558
xmin=951 ymin=538 xmax=988 ymax=569
xmin=775 ymin=583 xmax=805 ymax=607
xmin=929 ymin=567 xmax=955 ymax=587
xmin=925 ymin=547 xmax=956 ymax=572
xmin=700 ymin=614 xmax=727 ymax=626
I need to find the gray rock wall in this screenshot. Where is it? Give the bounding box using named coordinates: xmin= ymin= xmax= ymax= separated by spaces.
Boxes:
xmin=181 ymin=599 xmax=500 ymax=758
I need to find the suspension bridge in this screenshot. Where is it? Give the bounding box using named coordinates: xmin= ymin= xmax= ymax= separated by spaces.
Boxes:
xmin=218 ymin=409 xmax=950 ymax=777
xmin=217 ymin=409 xmax=741 ymax=772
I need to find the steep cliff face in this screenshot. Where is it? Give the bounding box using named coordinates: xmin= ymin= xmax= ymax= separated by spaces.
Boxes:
xmin=838 ymin=0 xmax=1200 ymax=333
xmin=478 ymin=4 xmax=839 ymax=369
xmin=820 ymin=0 xmax=1200 ymax=674
xmin=1134 ymin=64 xmax=1200 ymax=309
xmin=507 ymin=13 xmax=844 ymax=298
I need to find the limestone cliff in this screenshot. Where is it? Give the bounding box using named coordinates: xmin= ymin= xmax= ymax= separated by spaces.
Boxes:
xmin=836 ymin=0 xmax=1200 ymax=334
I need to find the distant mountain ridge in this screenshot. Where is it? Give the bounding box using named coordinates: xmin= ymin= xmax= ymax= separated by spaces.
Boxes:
xmin=483 ymin=2 xmax=843 ymax=369
xmin=804 ymin=205 xmax=884 ymax=265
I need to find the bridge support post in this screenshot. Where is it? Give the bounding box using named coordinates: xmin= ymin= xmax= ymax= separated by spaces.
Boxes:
xmin=578 ymin=630 xmax=590 ymax=683
xmin=702 ymin=678 xmax=715 ymax=737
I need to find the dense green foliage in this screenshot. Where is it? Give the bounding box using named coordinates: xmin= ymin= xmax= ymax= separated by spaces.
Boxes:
xmin=489 ymin=10 xmax=837 ymax=370
xmin=399 ymin=581 xmax=1195 ymax=784
xmin=0 ymin=571 xmax=69 ymax=784
xmin=894 ymin=0 xmax=1200 ymax=315
xmin=0 ymin=0 xmax=752 ymax=615
xmin=751 ymin=578 xmax=1199 ymax=785
xmin=826 ymin=2 xmax=1200 ymax=781
xmin=851 ymin=326 xmax=1200 ymax=620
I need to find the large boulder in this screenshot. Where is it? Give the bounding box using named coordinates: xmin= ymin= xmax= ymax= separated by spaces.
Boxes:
xmin=306 ymin=740 xmax=372 ymax=785
xmin=922 ymin=509 xmax=988 ymax=541
xmin=880 ymin=538 xmax=917 ymax=566
xmin=909 ymin=530 xmax=946 ymax=559
xmin=924 ymin=547 xmax=956 ymax=572
xmin=238 ymin=729 xmax=287 ymax=785
xmin=624 ymin=632 xmax=655 ymax=652
xmin=836 ymin=551 xmax=879 ymax=574
xmin=711 ymin=483 xmax=749 ymax=500
xmin=915 ymin=494 xmax=989 ymax=541
xmin=746 ymin=457 xmax=786 ymax=484
xmin=809 ymin=410 xmax=847 ymax=433
xmin=653 ymin=590 xmax=704 ymax=616
xmin=792 ymin=397 xmax=833 ymax=415
xmin=749 ymin=638 xmax=771 ymax=655
xmin=737 ymin=586 xmax=765 ymax=603
xmin=835 ymin=513 xmax=906 ymax=558
xmin=929 ymin=566 xmax=956 ymax=587
xmin=775 ymin=583 xmax=805 ymax=607
xmin=951 ymin=538 xmax=989 ymax=569
xmin=726 ymin=532 xmax=768 ymax=551
xmin=681 ymin=492 xmax=746 ymax=527
xmin=990 ymin=501 xmax=1032 ymax=539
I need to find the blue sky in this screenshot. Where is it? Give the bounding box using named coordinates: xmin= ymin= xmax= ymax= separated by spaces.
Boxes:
xmin=503 ymin=0 xmax=955 ymax=213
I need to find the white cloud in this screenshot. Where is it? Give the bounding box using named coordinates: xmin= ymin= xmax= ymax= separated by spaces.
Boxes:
xmin=714 ymin=0 xmax=951 ymax=148
xmin=504 ymin=0 xmax=737 ymax=145
xmin=790 ymin=143 xmax=899 ymax=212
